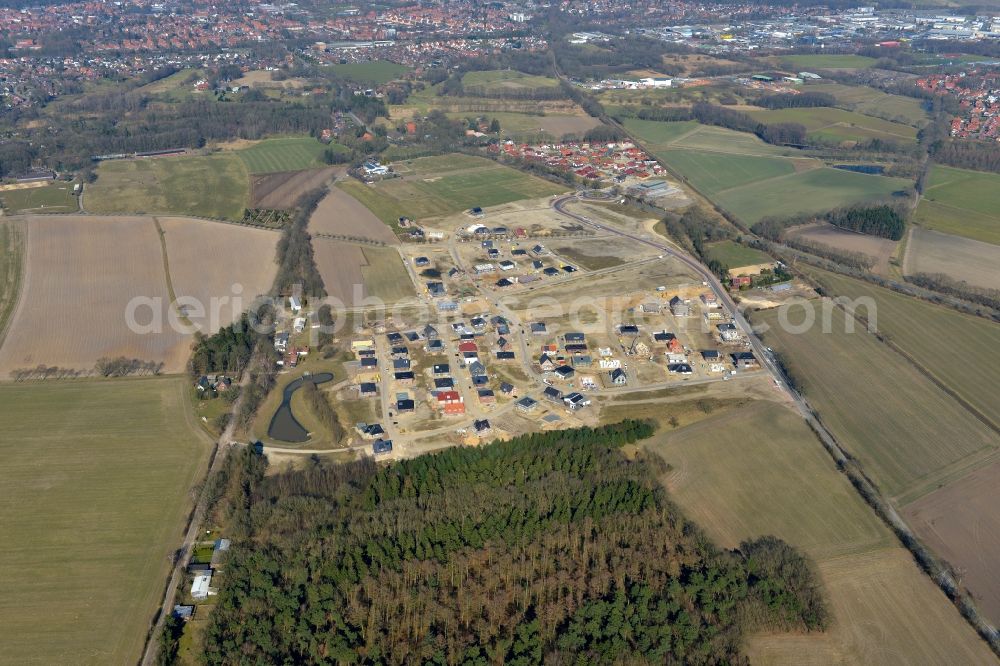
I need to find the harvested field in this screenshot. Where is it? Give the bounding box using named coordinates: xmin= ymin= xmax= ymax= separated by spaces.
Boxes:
xmin=903 ymin=459 xmax=1000 ymax=625
xmin=312 ymin=240 xmax=366 ymax=306
xmin=157 ymin=216 xmax=279 ymax=332
xmin=788 ymin=221 xmax=898 ymax=273
xmin=904 ymin=227 xmax=1000 ymax=289
xmin=647 ymin=402 xmax=996 ymax=666
xmin=659 ymin=149 xmax=796 ymax=195
xmin=312 ymin=240 xmax=413 ymax=306
xmin=797 ymin=266 xmax=1000 ymax=429
xmin=0 ymin=377 xmax=211 ymax=666
xmin=650 ymin=403 xmax=892 ymax=560
xmin=250 ymin=167 xmax=341 ymax=209
xmin=309 ymin=185 xmax=398 ymax=244
xmin=754 ymin=303 xmax=1000 ymax=503
xmin=803 ymin=82 xmax=929 ymax=127
xmin=747 ymin=107 xmax=918 ymax=144
xmin=446 ymin=112 xmax=602 ymax=138
xmin=747 ymin=549 xmax=996 ymax=666
xmin=0 ymin=216 xmax=190 ymax=376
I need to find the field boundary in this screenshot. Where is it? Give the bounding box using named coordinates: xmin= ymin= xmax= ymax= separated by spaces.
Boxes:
xmin=0 ymin=220 xmax=27 ymax=354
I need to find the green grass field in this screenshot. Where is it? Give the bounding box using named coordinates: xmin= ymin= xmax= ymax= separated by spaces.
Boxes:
xmin=715 ymin=167 xmax=911 ymax=224
xmin=659 ymin=149 xmax=796 ymax=194
xmin=327 ymin=61 xmax=409 ymax=84
xmin=803 ymin=82 xmax=929 ymax=126
xmin=0 ymin=182 xmax=78 ymax=213
xmin=0 ymin=221 xmax=24 ymax=343
xmin=918 ymin=164 xmax=1000 ymax=245
xmin=237 ymin=137 xmax=332 ymax=174
xmin=626 ymin=119 xmax=795 ymax=156
xmin=777 ymin=54 xmax=878 ymax=70
xmin=704 ymin=240 xmax=773 ymax=268
xmin=754 ymin=304 xmax=999 ymax=504
xmin=620 ymin=118 xmax=699 ymax=145
xmin=0 ymin=377 xmax=211 ymax=665
xmin=646 ymin=401 xmax=995 ymax=665
xmin=746 ymin=107 xmax=918 ymax=144
xmin=361 ymin=247 xmax=415 ymax=303
xmin=461 ymin=69 xmax=561 ymax=93
xmin=800 ymin=266 xmax=1000 ymax=427
xmin=87 ymin=154 xmax=249 ymax=220
xmin=341 ymin=154 xmax=565 ymax=223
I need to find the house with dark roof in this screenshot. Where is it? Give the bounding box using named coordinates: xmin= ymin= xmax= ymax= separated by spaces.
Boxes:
xmin=610 ymin=368 xmax=628 ymax=385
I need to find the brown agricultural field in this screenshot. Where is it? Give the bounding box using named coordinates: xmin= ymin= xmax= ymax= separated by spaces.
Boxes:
xmin=309 ymin=185 xmax=398 ymax=244
xmin=535 ymin=115 xmax=603 ymax=136
xmin=250 ymin=167 xmax=342 ymax=209
xmin=904 ymin=227 xmax=1000 ymax=290
xmin=157 ymin=216 xmax=279 ymax=332
xmin=903 ymin=459 xmax=1000 ymax=626
xmin=0 ymin=216 xmax=190 ymax=376
xmin=787 ymin=222 xmax=898 ymax=274
xmin=312 ymin=239 xmax=367 ymax=306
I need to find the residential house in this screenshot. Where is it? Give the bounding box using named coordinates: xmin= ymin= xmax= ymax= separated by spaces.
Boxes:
xmin=530 ymin=322 xmax=547 ymax=335
xmin=437 ymin=391 xmax=466 ymax=415
xmin=434 ymin=377 xmax=455 ymax=390
xmin=563 ymin=392 xmax=591 ymax=410
xmin=538 ymin=354 xmax=556 ymax=372
xmin=394 ymin=371 xmax=415 ymax=385
xmin=516 ymin=396 xmax=539 ymax=413
xmin=618 ymin=324 xmax=640 ymax=337
xmin=358 ymin=382 xmax=378 ymax=398
xmin=732 ymin=351 xmax=758 ymax=369
xmin=396 ymin=399 xmax=415 ymax=413
xmin=477 ymin=389 xmax=496 ymax=405
xmin=669 ymin=296 xmax=690 ymax=317
xmin=543 ymin=386 xmax=564 ymax=403
xmin=718 ymin=323 xmax=740 ymax=342
xmin=610 ymin=368 xmax=628 ymax=385
xmin=372 ymin=439 xmax=393 ymax=456
xmin=433 ymin=363 xmax=450 ymax=376
xmin=553 ymin=365 xmax=576 ymax=381
xmin=496 ymin=351 xmax=516 ymax=361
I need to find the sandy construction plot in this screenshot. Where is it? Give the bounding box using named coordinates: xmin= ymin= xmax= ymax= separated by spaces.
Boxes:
xmin=157 ymin=216 xmax=279 ymax=332
xmin=787 ymin=222 xmax=897 ymax=273
xmin=903 ymin=459 xmax=1000 ymax=626
xmin=313 ymin=239 xmax=368 ymax=306
xmin=250 ymin=167 xmax=342 ymax=209
xmin=904 ymin=227 xmax=1000 ymax=290
xmin=0 ymin=216 xmax=189 ymax=375
xmin=309 ymin=185 xmax=398 ymax=244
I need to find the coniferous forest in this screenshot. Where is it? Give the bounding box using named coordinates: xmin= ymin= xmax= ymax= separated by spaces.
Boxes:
xmin=200 ymin=421 xmax=826 ymax=664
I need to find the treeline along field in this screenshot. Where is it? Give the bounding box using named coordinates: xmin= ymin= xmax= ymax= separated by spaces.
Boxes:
xmin=198 ymin=422 xmax=827 ymax=664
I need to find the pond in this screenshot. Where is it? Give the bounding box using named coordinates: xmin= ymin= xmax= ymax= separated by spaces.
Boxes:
xmin=267 ymin=372 xmax=335 ymax=443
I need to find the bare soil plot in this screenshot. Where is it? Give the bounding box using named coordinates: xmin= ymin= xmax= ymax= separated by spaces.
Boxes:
xmin=904 ymin=227 xmax=1000 ymax=290
xmin=312 ymin=239 xmax=367 ymax=306
xmin=157 ymin=216 xmax=279 ymax=332
xmin=309 ymin=185 xmax=398 ymax=244
xmin=903 ymin=459 xmax=1000 ymax=626
xmin=0 ymin=216 xmax=191 ymax=376
xmin=788 ymin=222 xmax=898 ymax=274
xmin=250 ymin=167 xmax=342 ymax=209
xmin=648 ymin=402 xmax=996 ymax=666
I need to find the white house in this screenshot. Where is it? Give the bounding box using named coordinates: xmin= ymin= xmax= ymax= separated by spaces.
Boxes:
xmin=191 ymin=572 xmax=213 ymax=600
xmin=288 ymin=296 xmax=302 ymax=313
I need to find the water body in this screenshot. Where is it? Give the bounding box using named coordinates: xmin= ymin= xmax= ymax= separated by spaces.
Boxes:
xmin=267 ymin=372 xmax=335 ymax=443
xmin=833 ymin=164 xmax=884 ymax=175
